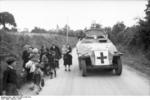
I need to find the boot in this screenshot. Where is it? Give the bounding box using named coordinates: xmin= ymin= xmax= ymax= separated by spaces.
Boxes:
xmin=68 ymin=69 xmax=71 ymax=71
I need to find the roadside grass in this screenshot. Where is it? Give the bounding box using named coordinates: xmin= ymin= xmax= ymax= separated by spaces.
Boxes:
xmin=0 ymin=30 xmax=78 ymax=95
xmin=117 ymin=45 xmax=150 ymax=77
xmin=122 ymin=53 xmax=150 ymax=77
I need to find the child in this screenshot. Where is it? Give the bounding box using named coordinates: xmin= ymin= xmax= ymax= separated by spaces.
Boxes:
xmin=41 ymin=52 xmax=49 ymax=76
xmin=33 ymin=63 xmax=44 ymax=94
xmin=46 ymin=50 xmax=56 ymax=79
xmin=2 ymin=57 xmax=20 ymax=95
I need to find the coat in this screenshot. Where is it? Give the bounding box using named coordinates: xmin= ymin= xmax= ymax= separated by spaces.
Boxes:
xmin=22 ymin=50 xmax=30 ymax=62
xmin=50 ymin=46 xmax=61 ymax=60
xmin=3 ymin=67 xmax=19 ymax=95
xmin=45 ymin=52 xmax=56 ymax=69
xmin=63 ymin=46 xmax=72 ymax=66
xmin=22 ymin=50 xmax=30 ymax=69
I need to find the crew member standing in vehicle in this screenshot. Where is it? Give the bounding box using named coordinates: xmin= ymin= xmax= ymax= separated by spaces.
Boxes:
xmin=2 ymin=57 xmax=20 ymax=95
xmin=63 ymin=44 xmax=72 ymax=71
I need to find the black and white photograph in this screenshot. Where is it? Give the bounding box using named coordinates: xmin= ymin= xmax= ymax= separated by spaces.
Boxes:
xmin=0 ymin=0 xmax=150 ymax=97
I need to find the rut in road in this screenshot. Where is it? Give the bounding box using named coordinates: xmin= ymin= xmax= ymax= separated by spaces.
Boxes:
xmin=22 ymin=48 xmax=150 ymax=96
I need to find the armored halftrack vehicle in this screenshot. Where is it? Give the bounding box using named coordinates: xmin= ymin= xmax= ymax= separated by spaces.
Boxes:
xmin=76 ymin=29 xmax=123 ymax=76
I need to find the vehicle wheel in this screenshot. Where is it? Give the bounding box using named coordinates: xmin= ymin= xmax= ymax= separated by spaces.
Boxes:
xmin=114 ymin=57 xmax=122 ymax=75
xmin=81 ymin=59 xmax=87 ymax=76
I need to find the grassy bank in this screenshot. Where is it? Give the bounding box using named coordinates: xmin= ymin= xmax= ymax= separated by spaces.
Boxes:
xmin=122 ymin=52 xmax=150 ymax=77
xmin=0 ymin=30 xmax=78 ymax=95
xmin=116 ymin=45 xmax=150 ymax=77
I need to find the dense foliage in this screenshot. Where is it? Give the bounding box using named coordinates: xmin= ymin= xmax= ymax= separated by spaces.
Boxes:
xmin=0 ymin=12 xmax=16 ymax=30
xmin=106 ymin=0 xmax=150 ymax=59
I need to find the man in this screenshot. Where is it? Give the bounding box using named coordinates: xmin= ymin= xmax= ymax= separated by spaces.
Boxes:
xmin=2 ymin=57 xmax=20 ymax=95
xmin=50 ymin=44 xmax=61 ymax=69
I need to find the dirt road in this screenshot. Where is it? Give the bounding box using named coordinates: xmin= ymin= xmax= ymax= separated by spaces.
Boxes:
xmin=38 ymin=48 xmax=150 ymax=95
xmin=22 ymin=48 xmax=150 ymax=96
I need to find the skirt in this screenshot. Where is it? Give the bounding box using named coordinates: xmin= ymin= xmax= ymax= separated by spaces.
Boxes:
xmin=63 ymin=54 xmax=72 ymax=66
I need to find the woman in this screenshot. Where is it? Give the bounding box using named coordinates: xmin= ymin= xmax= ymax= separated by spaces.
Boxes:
xmin=25 ymin=48 xmax=39 ymax=84
xmin=22 ymin=45 xmax=31 ymax=71
xmin=22 ymin=45 xmax=32 ymax=81
xmin=50 ymin=44 xmax=61 ymax=69
xmin=63 ymin=44 xmax=72 ymax=71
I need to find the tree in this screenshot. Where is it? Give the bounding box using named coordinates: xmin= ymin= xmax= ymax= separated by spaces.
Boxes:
xmin=112 ymin=22 xmax=126 ymax=35
xmin=31 ymin=27 xmax=47 ymax=33
xmin=10 ymin=27 xmax=18 ymax=32
xmin=109 ymin=22 xmax=126 ymax=44
xmin=138 ymin=0 xmax=150 ymax=50
xmin=76 ymin=30 xmax=85 ymax=39
xmin=61 ymin=24 xmax=70 ymax=36
xmin=0 ymin=12 xmax=17 ymax=30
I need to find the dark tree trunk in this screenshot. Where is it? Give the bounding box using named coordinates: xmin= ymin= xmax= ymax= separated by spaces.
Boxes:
xmin=2 ymin=23 xmax=6 ymax=30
